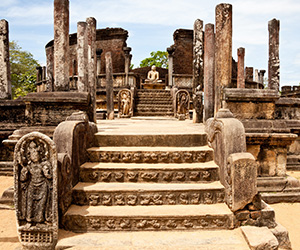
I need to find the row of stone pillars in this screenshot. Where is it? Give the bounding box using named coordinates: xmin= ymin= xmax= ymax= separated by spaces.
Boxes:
xmin=191 ymin=4 xmax=280 ymax=122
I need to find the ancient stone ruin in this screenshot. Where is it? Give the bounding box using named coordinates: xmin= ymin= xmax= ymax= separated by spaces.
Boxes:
xmin=0 ymin=0 xmax=298 ymax=248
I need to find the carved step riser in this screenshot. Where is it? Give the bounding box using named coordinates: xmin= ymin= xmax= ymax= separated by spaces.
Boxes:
xmin=134 ymin=113 xmax=174 ymax=116
xmin=80 ymin=169 xmax=219 ymax=183
xmin=72 ymin=190 xmax=225 ymax=206
xmin=62 ymin=215 xmax=233 ymax=232
xmin=88 ymin=151 xmax=213 ymax=164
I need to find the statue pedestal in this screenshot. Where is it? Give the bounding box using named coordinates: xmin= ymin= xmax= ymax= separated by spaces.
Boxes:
xmin=141 ymin=82 xmax=166 ymax=90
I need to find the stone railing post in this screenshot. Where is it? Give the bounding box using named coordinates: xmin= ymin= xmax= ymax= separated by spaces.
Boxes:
xmin=205 ymin=108 xmax=257 ymax=211
xmin=237 ymin=48 xmax=245 ymax=88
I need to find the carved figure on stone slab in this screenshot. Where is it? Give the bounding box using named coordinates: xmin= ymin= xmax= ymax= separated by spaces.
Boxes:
xmin=175 ymin=90 xmax=190 ymax=120
xmin=20 ymin=140 xmax=52 ymax=224
xmin=145 ymin=66 xmax=162 ymax=83
xmin=118 ymin=89 xmax=132 ymax=118
xmin=14 ymin=132 xmax=58 ymax=249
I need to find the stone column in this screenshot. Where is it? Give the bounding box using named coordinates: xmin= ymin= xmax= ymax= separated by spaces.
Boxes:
xmin=193 ymin=19 xmax=204 ymax=91
xmin=54 ymin=0 xmax=69 ymax=91
xmin=214 ymin=3 xmax=232 ymax=113
xmin=46 ymin=46 xmax=54 ymax=92
xmin=204 ymin=23 xmax=215 ymax=121
xmin=123 ymin=47 xmax=132 ymax=86
xmin=0 ymin=19 xmax=11 ymax=99
xmin=268 ymin=18 xmax=280 ymax=92
xmin=77 ymin=21 xmax=88 ymax=92
xmin=254 ymin=69 xmax=259 ymax=82
xmin=245 ymin=67 xmax=253 ymax=82
xmin=259 ymin=70 xmax=266 ymax=85
xmin=96 ymin=49 xmax=103 ymax=76
xmin=237 ymin=47 xmax=245 ymax=88
xmin=167 ymin=47 xmax=175 ymax=87
xmin=86 ymin=17 xmax=97 ymax=122
xmin=105 ymin=52 xmax=114 ymax=120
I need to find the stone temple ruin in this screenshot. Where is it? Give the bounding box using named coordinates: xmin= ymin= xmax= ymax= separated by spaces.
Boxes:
xmin=0 ymin=0 xmax=299 ymax=249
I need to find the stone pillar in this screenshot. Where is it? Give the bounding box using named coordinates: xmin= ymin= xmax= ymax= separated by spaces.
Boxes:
xmin=0 ymin=19 xmax=11 ymax=99
xmin=96 ymin=49 xmax=103 ymax=90
xmin=245 ymin=67 xmax=253 ymax=82
xmin=237 ymin=47 xmax=245 ymax=89
xmin=36 ymin=66 xmax=43 ymax=83
xmin=268 ymin=18 xmax=280 ymax=92
xmin=259 ymin=70 xmax=266 ymax=85
xmin=204 ymin=23 xmax=215 ymax=121
xmin=255 ymin=69 xmax=259 ymax=82
xmin=193 ymin=19 xmax=204 ymax=91
xmin=105 ymin=52 xmax=114 ymax=120
xmin=86 ymin=17 xmax=97 ymax=122
xmin=46 ymin=46 xmax=54 ymax=92
xmin=214 ymin=3 xmax=232 ymax=113
xmin=42 ymin=66 xmax=47 ymax=82
xmin=54 ymin=0 xmax=69 ymax=91
xmin=77 ymin=21 xmax=88 ymax=92
xmin=167 ymin=47 xmax=175 ymax=87
xmin=123 ymin=47 xmax=132 ymax=86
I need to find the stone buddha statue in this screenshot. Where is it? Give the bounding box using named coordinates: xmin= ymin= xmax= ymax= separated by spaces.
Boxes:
xmin=145 ymin=65 xmax=162 ymax=83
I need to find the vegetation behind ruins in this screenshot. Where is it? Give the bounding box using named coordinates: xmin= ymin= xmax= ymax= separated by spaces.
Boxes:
xmin=139 ymin=51 xmax=168 ymax=68
xmin=10 ymin=41 xmax=40 ymax=99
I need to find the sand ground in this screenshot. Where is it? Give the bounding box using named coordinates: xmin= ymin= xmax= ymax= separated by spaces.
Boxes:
xmin=0 ymin=172 xmax=299 ymax=249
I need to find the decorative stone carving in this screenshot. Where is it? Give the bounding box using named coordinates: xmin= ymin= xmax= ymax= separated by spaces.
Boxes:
xmin=175 ymin=90 xmax=190 ymax=120
xmin=118 ymin=89 xmax=133 ymax=118
xmin=14 ymin=132 xmax=58 ymax=249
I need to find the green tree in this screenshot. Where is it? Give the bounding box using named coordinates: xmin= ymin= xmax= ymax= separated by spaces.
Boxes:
xmin=10 ymin=41 xmax=40 ymax=99
xmin=139 ymin=51 xmax=168 ymax=68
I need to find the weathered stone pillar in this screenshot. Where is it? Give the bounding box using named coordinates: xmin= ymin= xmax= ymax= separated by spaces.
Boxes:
xmin=255 ymin=69 xmax=259 ymax=82
xmin=77 ymin=21 xmax=88 ymax=92
xmin=46 ymin=45 xmax=54 ymax=92
xmin=54 ymin=0 xmax=69 ymax=91
xmin=167 ymin=47 xmax=175 ymax=87
xmin=268 ymin=18 xmax=280 ymax=92
xmin=86 ymin=17 xmax=97 ymax=122
xmin=237 ymin=47 xmax=245 ymax=88
xmin=0 ymin=19 xmax=11 ymax=99
xmin=123 ymin=47 xmax=131 ymax=86
xmin=259 ymin=69 xmax=266 ymax=85
xmin=245 ymin=67 xmax=253 ymax=82
xmin=204 ymin=23 xmax=215 ymax=121
xmin=36 ymin=66 xmax=43 ymax=83
xmin=214 ymin=3 xmax=232 ymax=113
xmin=193 ymin=19 xmax=204 ymax=91
xmin=105 ymin=52 xmax=114 ymax=120
xmin=96 ymin=49 xmax=102 ymax=76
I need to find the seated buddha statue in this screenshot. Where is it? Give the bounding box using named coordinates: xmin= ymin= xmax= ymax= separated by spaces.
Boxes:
xmin=145 ymin=66 xmax=162 ymax=83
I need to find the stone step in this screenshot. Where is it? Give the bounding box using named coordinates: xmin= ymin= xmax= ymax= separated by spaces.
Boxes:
xmin=94 ymin=133 xmax=208 ymax=147
xmin=257 ymin=177 xmax=287 ymax=192
xmin=57 ymin=229 xmax=249 ymax=249
xmin=136 ymin=100 xmax=173 ymax=104
xmin=260 ymin=190 xmax=300 ymax=204
xmin=79 ymin=161 xmax=219 ymax=183
xmin=135 ymin=107 xmax=173 ymax=112
xmin=62 ymin=203 xmax=234 ymax=232
xmin=135 ymin=104 xmax=173 ymax=108
xmin=87 ymin=146 xmax=213 ymax=164
xmin=0 ymin=162 xmax=13 ymax=176
xmin=72 ymin=182 xmax=225 ymax=206
xmin=134 ymin=112 xmax=174 ymax=117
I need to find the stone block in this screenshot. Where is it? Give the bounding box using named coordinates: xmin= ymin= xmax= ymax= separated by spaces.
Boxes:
xmin=241 ymin=226 xmax=279 ymax=250
xmin=227 ymin=153 xmax=257 ymax=212
xmin=271 ymin=223 xmax=292 ymax=250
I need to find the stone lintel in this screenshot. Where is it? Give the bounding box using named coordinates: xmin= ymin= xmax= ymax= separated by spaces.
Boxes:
xmin=246 ymin=133 xmax=297 ymax=147
xmin=224 ymin=88 xmax=280 ymax=102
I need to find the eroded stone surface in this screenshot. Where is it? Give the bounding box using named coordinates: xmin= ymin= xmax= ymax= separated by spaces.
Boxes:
xmin=14 ymin=132 xmax=58 ymax=249
xmin=105 ymin=52 xmax=114 ymax=120
xmin=0 ymin=19 xmax=11 ymax=99
xmin=237 ymin=48 xmax=245 ymax=89
xmin=203 ymin=23 xmax=215 ymax=121
xmin=77 ymin=21 xmax=88 ymax=92
xmin=54 ymin=0 xmax=69 ymax=91
xmin=271 ymin=223 xmax=292 ymax=250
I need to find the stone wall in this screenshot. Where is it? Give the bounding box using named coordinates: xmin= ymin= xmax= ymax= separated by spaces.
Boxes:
xmin=45 ymin=28 xmax=129 ymax=82
xmin=171 ymin=29 xmax=193 ymax=75
xmin=0 ymin=99 xmax=26 ymax=124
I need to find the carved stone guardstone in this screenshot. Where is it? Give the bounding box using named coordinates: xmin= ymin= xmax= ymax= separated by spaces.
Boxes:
xmin=118 ymin=89 xmax=133 ymax=118
xmin=175 ymin=90 xmax=190 ymax=120
xmin=14 ymin=132 xmax=58 ymax=250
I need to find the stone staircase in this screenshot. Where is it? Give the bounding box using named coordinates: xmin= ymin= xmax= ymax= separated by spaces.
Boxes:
xmin=134 ymin=89 xmax=174 ymax=116
xmin=61 ymin=129 xmax=234 ymax=233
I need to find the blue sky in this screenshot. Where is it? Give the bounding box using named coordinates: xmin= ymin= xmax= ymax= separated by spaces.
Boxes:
xmin=1 ymin=0 xmax=300 ymax=87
